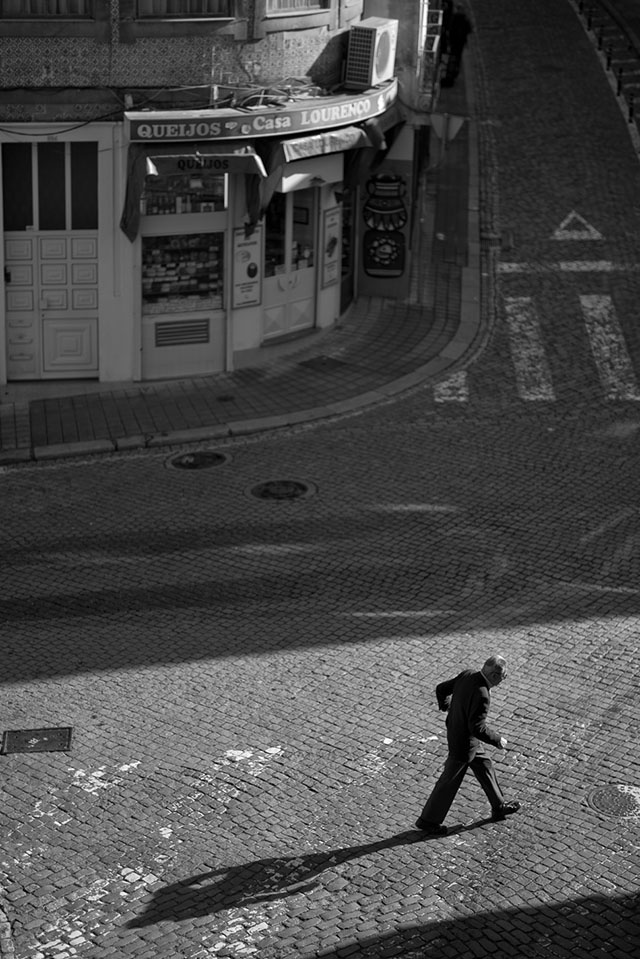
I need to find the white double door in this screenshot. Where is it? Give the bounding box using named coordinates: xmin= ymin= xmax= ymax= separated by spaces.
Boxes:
xmin=2 ymin=139 xmax=99 ymax=380
xmin=4 ymin=231 xmax=99 ymax=379
xmin=263 ymin=188 xmax=317 ymax=340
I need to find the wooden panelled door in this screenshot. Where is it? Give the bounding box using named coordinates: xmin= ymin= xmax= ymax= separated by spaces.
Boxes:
xmin=2 ymin=141 xmax=99 ymax=379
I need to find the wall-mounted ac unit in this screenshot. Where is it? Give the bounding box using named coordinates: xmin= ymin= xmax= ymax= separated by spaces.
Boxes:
xmin=345 ymin=17 xmax=398 ymax=91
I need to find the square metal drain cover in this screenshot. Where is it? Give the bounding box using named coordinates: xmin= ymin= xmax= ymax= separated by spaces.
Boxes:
xmin=1 ymin=727 xmax=73 ymax=755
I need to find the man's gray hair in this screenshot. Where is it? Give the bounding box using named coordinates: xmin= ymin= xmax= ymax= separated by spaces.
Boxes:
xmin=483 ymin=655 xmax=507 ymax=678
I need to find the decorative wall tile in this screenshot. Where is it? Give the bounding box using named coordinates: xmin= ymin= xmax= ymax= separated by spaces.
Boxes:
xmin=0 ymin=2 xmax=348 ymax=119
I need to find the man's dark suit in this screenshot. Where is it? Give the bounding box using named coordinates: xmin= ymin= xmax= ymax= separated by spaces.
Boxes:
xmin=418 ymin=670 xmax=505 ymax=824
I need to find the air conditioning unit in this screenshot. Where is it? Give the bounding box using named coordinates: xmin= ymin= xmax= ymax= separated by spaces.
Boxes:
xmin=345 ymin=17 xmax=398 ymax=91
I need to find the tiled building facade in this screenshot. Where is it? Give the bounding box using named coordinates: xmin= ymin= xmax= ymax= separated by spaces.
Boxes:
xmin=0 ymin=1 xmax=440 ymax=383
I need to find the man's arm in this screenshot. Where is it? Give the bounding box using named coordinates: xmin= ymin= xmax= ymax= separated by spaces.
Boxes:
xmin=469 ymin=687 xmax=503 ymax=748
xmin=435 ymin=676 xmax=457 ymax=712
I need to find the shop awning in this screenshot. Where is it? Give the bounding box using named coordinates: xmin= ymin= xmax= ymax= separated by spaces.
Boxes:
xmin=280 ymin=125 xmax=373 ymax=162
xmin=145 ymin=142 xmax=267 ymax=177
xmin=120 ymin=141 xmax=266 ymax=241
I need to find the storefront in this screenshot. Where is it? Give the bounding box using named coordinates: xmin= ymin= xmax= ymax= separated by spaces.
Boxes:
xmin=0 ymin=79 xmax=407 ymax=384
xmin=121 ymin=78 xmax=403 ymax=379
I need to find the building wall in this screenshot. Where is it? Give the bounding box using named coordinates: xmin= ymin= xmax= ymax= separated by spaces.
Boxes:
xmin=0 ymin=1 xmax=366 ymax=121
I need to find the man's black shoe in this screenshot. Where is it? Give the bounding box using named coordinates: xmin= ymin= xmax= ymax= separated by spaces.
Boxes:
xmin=415 ymin=819 xmax=448 ymax=836
xmin=491 ymin=801 xmax=521 ymax=822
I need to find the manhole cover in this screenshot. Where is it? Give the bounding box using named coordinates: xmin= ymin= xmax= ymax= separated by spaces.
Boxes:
xmin=586 ymin=784 xmax=640 ymax=818
xmin=249 ymin=479 xmax=315 ymax=501
xmin=1 ymin=727 xmax=73 ymax=755
xmin=167 ymin=451 xmax=229 ymax=471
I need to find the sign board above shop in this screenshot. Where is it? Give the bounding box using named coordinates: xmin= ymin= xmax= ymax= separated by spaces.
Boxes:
xmin=125 ymin=79 xmax=398 ymax=143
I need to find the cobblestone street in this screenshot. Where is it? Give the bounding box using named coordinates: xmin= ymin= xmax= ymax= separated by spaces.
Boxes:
xmin=1 ymin=1 xmax=640 ymax=957
xmin=1 ymin=393 xmax=640 ymax=958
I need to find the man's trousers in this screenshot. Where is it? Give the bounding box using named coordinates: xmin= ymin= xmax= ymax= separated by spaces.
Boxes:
xmin=419 ymin=752 xmax=504 ymax=824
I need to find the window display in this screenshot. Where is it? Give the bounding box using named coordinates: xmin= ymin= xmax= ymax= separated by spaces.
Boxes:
xmin=140 ymin=172 xmax=227 ymax=216
xmin=142 ymin=232 xmax=224 ymax=314
xmin=264 ymin=190 xmax=315 ymax=277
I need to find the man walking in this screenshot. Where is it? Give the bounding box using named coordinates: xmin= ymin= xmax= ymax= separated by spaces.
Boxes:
xmin=443 ymin=3 xmax=473 ymax=85
xmin=415 ymin=655 xmax=520 ymax=836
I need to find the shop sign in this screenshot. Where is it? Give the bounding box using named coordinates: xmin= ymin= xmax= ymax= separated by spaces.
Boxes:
xmin=233 ymin=227 xmax=262 ymax=308
xmin=321 ymin=207 xmax=342 ymax=289
xmin=126 ymin=80 xmax=398 ymax=143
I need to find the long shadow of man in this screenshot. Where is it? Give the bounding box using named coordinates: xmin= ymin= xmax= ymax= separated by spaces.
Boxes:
xmin=126 ymin=828 xmax=455 ymax=928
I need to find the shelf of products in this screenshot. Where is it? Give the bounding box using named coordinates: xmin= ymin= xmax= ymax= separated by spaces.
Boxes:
xmin=142 ymin=232 xmax=224 ymax=315
xmin=141 ymin=172 xmax=227 ymax=216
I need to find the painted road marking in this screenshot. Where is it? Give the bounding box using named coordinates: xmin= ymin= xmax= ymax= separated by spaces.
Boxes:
xmin=498 ymin=260 xmax=640 ymax=273
xmin=433 ymin=370 xmax=469 ymax=403
xmin=433 ymin=294 xmax=640 ymax=405
xmin=579 ymin=508 xmax=637 ymax=545
xmin=552 ymin=210 xmax=603 ymax=241
xmin=504 ymin=296 xmax=555 ymax=401
xmin=579 ymin=294 xmax=640 ymax=400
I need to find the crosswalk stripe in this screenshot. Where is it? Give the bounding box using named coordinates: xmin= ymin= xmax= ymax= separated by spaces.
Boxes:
xmin=579 ymin=294 xmax=640 ymax=401
xmin=504 ymin=297 xmax=555 ymax=401
xmin=433 ymin=370 xmax=469 ymax=403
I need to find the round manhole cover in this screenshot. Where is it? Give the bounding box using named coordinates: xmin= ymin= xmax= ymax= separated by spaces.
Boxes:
xmin=249 ymin=479 xmax=315 ymax=501
xmin=587 ymin=784 xmax=640 ymax=818
xmin=167 ymin=451 xmax=229 ymax=471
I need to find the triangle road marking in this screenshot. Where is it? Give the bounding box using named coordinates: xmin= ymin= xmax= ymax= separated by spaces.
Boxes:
xmin=552 ymin=211 xmax=604 ymax=241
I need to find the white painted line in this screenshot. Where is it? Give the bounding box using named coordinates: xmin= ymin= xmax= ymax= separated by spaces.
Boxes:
xmin=551 ymin=579 xmax=640 ymax=596
xmin=580 ymin=294 xmax=640 ymax=400
xmin=552 ymin=210 xmax=604 ymax=240
xmin=433 ymin=370 xmax=469 ymax=403
xmin=579 ymin=508 xmax=637 ymax=545
xmin=498 ymin=260 xmax=640 ymax=274
xmin=559 ymin=260 xmax=617 ymax=272
xmin=504 ymin=297 xmax=555 ymax=401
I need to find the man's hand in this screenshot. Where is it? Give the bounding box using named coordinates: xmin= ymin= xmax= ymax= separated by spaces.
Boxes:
xmin=498 ymin=737 xmax=508 ymax=750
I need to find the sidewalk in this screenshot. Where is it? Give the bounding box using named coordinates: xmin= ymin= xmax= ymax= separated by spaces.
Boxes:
xmin=0 ymin=62 xmax=481 ymax=466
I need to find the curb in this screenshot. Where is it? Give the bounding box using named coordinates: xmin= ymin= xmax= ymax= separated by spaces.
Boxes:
xmin=0 ymin=60 xmax=484 ymax=468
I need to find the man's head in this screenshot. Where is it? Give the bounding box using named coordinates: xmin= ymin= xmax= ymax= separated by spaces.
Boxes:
xmin=481 ymin=655 xmax=508 ymax=687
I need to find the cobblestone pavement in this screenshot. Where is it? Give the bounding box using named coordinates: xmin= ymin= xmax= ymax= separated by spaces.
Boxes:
xmin=1 ymin=1 xmax=640 ymax=958
xmin=1 ymin=394 xmax=639 ymax=959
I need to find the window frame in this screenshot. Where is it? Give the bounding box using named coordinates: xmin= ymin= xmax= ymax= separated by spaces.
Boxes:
xmin=120 ymin=0 xmax=244 ymax=39
xmin=0 ymin=0 xmax=109 ymax=39
xmin=258 ymin=0 xmax=332 ymax=33
xmin=265 ymin=1 xmax=330 ymax=17
xmin=135 ymin=1 xmax=234 ymax=18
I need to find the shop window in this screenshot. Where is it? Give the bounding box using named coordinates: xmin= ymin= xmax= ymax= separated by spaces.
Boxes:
xmin=264 ymin=193 xmax=286 ymax=278
xmin=292 ymin=195 xmax=315 ymax=269
xmin=141 ymin=233 xmax=225 ymax=315
xmin=141 ymin=172 xmax=227 ymax=216
xmin=264 ymin=190 xmax=315 ymax=278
